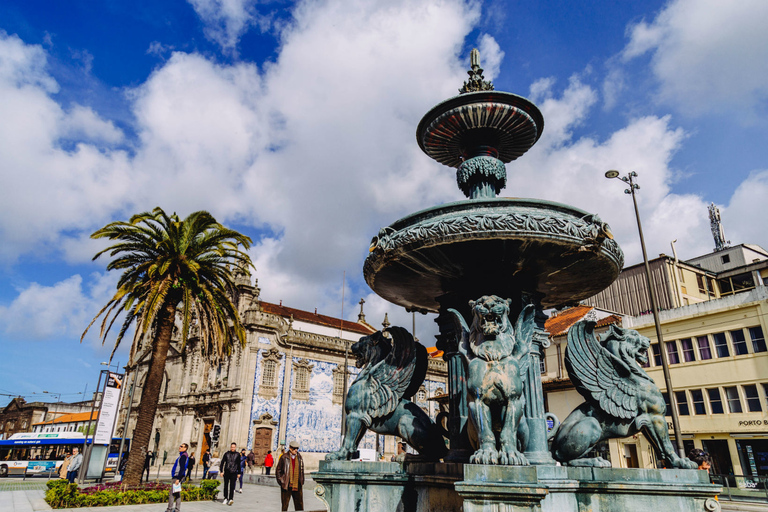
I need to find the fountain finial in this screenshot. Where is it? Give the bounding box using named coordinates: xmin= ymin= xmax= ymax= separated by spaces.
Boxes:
xmin=460 ymin=48 xmax=494 ymax=94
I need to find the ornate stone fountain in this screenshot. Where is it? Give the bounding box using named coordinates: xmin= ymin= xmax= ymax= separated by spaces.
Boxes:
xmin=312 ymin=50 xmax=721 ymax=512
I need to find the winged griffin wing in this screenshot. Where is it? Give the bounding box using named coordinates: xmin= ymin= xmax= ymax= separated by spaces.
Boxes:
xmin=512 ymin=304 xmax=536 ymax=375
xmin=564 ymin=320 xmax=638 ymax=420
xmin=359 ymin=326 xmax=422 ymax=419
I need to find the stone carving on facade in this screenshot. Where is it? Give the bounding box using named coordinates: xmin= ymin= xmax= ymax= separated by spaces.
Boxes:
xmin=291 ymin=358 xmax=314 ymax=401
xmin=449 ymin=297 xmax=535 ymax=465
xmin=550 ymin=321 xmax=697 ymax=469
xmin=252 ymin=412 xmax=278 ymax=427
xmin=326 ymin=327 xmax=448 ymax=461
xmin=258 ymin=347 xmax=283 ymax=400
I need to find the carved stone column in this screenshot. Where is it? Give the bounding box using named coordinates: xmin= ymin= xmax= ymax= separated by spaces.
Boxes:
xmin=435 ymin=308 xmax=473 ymax=462
xmin=522 ymin=296 xmax=555 ymax=465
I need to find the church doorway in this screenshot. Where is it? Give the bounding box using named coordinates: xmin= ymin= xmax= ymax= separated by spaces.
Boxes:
xmin=252 ymin=428 xmax=272 ymax=467
xmin=202 ymin=420 xmax=213 ymax=456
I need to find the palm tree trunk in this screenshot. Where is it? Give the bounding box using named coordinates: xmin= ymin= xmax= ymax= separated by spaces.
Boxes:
xmin=123 ymin=298 xmax=178 ymax=486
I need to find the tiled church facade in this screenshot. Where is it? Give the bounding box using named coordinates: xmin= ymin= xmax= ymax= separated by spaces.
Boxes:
xmin=119 ymin=269 xmax=447 ymax=470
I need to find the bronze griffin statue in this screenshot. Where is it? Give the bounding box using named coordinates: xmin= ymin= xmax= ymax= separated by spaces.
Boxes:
xmin=550 ymin=321 xmax=697 ymax=469
xmin=325 ymin=326 xmax=447 ymax=461
xmin=449 ymin=296 xmax=536 ymax=465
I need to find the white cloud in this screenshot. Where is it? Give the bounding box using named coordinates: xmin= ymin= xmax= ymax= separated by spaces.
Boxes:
xmin=0 ymin=272 xmax=119 ymax=345
xmin=187 ymin=0 xmax=271 ymax=52
xmin=622 ymin=0 xmax=768 ymax=116
xmin=723 ymin=170 xmax=768 ymax=249
xmin=477 ymin=33 xmax=503 ymax=81
xmin=1 ymin=0 xmax=766 ymax=352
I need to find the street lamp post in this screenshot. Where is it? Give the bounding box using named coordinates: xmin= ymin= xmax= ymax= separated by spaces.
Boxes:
xmin=605 ymin=169 xmax=686 ymax=459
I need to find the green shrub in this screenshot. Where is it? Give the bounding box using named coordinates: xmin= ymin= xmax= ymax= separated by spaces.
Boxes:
xmin=44 ymin=479 xmax=221 ymax=509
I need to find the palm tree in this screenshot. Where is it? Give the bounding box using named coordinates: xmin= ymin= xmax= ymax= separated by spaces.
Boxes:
xmin=82 ymin=207 xmax=253 ymax=486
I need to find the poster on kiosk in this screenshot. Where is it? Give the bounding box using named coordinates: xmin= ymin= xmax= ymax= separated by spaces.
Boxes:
xmin=85 ymin=372 xmax=124 ymax=479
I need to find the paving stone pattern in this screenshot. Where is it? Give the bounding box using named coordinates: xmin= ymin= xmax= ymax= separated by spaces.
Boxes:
xmin=0 ymin=481 xmax=326 ymax=512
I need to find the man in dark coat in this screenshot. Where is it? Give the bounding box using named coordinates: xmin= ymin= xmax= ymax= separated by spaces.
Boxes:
xmin=220 ymin=443 xmax=242 ymax=505
xmin=275 ymin=440 xmax=304 ymax=511
xmin=201 ymin=449 xmax=211 ymax=479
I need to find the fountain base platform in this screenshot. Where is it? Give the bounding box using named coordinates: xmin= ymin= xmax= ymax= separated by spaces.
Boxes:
xmin=312 ymin=461 xmax=722 ymax=512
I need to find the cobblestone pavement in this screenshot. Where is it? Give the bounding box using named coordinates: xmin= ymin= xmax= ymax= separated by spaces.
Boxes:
xmin=0 ymin=481 xmax=326 ymax=512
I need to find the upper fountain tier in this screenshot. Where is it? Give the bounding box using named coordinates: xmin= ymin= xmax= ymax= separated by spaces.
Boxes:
xmin=364 ymin=50 xmax=623 ymax=313
xmin=416 ymin=49 xmax=544 ymax=199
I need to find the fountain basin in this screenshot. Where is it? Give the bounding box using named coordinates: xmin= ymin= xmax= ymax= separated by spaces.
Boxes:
xmin=364 ymin=198 xmax=623 ymax=312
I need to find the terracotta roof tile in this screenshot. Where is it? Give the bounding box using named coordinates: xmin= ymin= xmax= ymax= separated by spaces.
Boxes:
xmin=545 ymin=306 xmax=594 ymax=337
xmin=33 ymin=411 xmax=98 ymax=426
xmin=595 ymin=315 xmax=622 ymax=328
xmin=259 ymin=301 xmax=376 ymax=335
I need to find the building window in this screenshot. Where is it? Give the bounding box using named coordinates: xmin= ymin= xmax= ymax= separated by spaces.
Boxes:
xmin=675 ymin=391 xmax=689 ymax=416
xmin=651 ymin=344 xmax=662 ymax=366
xmin=713 ymin=332 xmax=730 ymax=358
xmin=662 ymin=392 xmax=671 ymax=417
xmin=697 ymin=336 xmax=712 ymax=360
xmin=332 ymin=366 xmax=346 ymax=405
xmin=680 ymin=338 xmax=696 ymax=362
xmin=731 ymin=330 xmax=749 ymax=356
xmin=749 ymin=326 xmax=766 ymax=353
xmin=743 ymin=385 xmax=762 ymax=412
xmin=763 ymin=384 xmax=768 ymax=410
xmin=263 ymin=361 xmax=276 ymax=387
xmin=666 ymin=341 xmax=680 ymax=364
xmin=707 ymin=388 xmax=724 ymax=414
xmin=258 ymin=348 xmax=283 ymax=400
xmin=721 ymin=254 xmax=730 ymax=264
xmin=291 ymin=359 xmax=314 ymax=401
xmin=724 ymin=386 xmax=742 ymax=413
xmin=691 ymin=389 xmax=706 ymax=415
xmin=416 ymin=386 xmax=427 ymax=403
xmin=696 ymin=274 xmax=707 ymax=294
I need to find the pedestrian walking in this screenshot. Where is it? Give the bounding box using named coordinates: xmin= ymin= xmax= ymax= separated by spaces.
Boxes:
xmin=208 ymin=451 xmax=221 ymax=480
xmin=246 ymin=449 xmax=256 ymax=473
xmin=186 ymin=452 xmax=195 ymax=482
xmin=58 ymin=451 xmax=71 ymax=480
xmin=263 ymin=450 xmax=274 ymax=475
xmin=118 ymin=453 xmax=129 ymax=480
xmin=66 ymin=447 xmax=82 ymax=484
xmin=237 ymin=449 xmax=246 ymax=493
xmin=167 ymin=443 xmax=189 ymax=512
xmin=275 ymin=440 xmax=304 ymax=511
xmin=143 ymin=450 xmax=154 ymax=482
xmin=202 ymin=448 xmax=211 ymax=479
xmin=221 ymin=443 xmax=242 ymax=505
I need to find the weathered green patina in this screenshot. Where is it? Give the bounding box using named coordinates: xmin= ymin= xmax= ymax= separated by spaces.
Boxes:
xmin=448 ymin=297 xmax=535 ymax=465
xmin=325 ymin=327 xmax=447 ymax=462
xmin=551 ymin=321 xmax=698 ymax=469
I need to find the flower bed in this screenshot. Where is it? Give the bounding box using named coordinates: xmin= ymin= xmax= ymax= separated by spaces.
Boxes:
xmin=45 ymin=478 xmax=221 ymax=508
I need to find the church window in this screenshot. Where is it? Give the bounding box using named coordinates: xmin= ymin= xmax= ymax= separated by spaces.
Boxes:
xmin=291 ymin=359 xmax=314 ymax=401
xmin=332 ymin=366 xmax=346 ymax=405
xmin=263 ymin=361 xmax=276 ymax=387
xmin=416 ymin=386 xmax=427 ymax=402
xmin=258 ymin=348 xmax=282 ymax=400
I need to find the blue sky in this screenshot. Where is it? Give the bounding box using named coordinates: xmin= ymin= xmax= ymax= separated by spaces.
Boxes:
xmin=1 ymin=0 xmax=767 ymax=406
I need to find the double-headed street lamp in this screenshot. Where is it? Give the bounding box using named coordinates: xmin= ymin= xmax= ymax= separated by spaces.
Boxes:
xmin=605 ymin=169 xmax=685 ymax=459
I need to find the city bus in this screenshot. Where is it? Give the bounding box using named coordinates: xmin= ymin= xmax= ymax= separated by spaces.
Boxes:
xmin=0 ymin=432 xmax=130 ymax=478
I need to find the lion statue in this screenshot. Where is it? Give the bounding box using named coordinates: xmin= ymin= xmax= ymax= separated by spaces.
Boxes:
xmin=325 ymin=326 xmax=447 ymax=461
xmin=550 ymin=321 xmax=697 ymax=469
xmin=449 ymin=296 xmax=535 ymax=465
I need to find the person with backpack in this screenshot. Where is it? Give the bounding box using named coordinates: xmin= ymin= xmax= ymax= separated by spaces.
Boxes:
xmin=167 ymin=443 xmax=188 ymax=512
xmin=220 ymin=443 xmax=242 ymax=505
